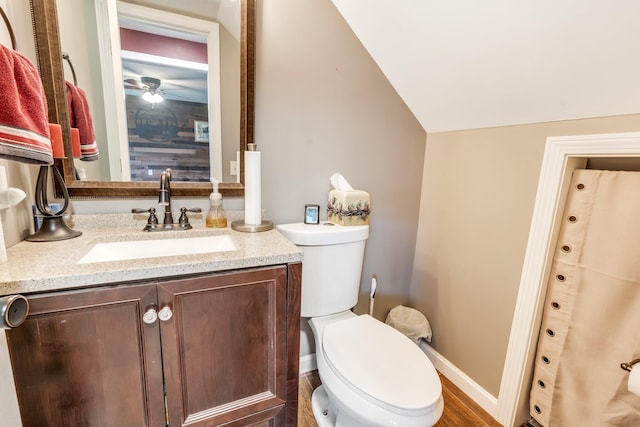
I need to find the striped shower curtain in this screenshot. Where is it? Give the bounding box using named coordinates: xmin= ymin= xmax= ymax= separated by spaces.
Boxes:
xmin=530 ymin=169 xmax=640 ymax=426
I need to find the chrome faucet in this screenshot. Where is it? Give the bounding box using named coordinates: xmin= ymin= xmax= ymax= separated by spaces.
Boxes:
xmin=158 ymin=168 xmax=173 ymax=225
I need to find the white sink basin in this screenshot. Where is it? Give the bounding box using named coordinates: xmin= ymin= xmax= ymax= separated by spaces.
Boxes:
xmin=78 ymin=234 xmax=237 ymax=264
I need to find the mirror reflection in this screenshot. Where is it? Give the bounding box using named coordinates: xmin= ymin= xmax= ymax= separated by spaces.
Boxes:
xmin=55 ymin=0 xmax=243 ymax=185
xmin=58 ymin=0 xmax=240 ymax=182
xmin=115 ymin=3 xmax=220 ymax=183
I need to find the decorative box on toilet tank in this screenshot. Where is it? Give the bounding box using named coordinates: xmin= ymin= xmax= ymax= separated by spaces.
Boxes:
xmin=327 ymin=189 xmax=371 ymax=226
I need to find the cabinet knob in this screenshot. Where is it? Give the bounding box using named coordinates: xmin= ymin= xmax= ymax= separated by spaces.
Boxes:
xmin=143 ymin=308 xmax=158 ymax=324
xmin=158 ymin=306 xmax=173 ymax=321
xmin=0 ymin=295 xmax=29 ymax=329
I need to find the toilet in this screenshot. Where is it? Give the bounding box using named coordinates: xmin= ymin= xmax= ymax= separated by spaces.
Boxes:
xmin=276 ymin=222 xmax=443 ymax=427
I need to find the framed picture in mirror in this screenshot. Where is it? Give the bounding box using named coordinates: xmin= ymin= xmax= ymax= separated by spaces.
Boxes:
xmin=194 ymin=120 xmax=209 ymax=142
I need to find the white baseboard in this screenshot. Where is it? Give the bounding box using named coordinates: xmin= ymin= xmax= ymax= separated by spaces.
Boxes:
xmin=299 ymin=354 xmax=317 ymax=374
xmin=419 ymin=341 xmax=498 ymax=418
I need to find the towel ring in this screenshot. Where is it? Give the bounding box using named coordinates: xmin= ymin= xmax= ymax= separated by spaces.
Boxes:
xmin=621 ymin=358 xmax=640 ymax=372
xmin=62 ymin=52 xmax=78 ymax=86
xmin=0 ymin=6 xmax=16 ymax=50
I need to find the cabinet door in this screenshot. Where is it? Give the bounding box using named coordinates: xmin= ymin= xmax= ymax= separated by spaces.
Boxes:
xmin=6 ymin=284 xmax=166 ymax=427
xmin=158 ymin=266 xmax=288 ymax=427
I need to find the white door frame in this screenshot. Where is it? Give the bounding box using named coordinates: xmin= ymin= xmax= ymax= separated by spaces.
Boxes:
xmin=495 ymin=132 xmax=640 ymax=426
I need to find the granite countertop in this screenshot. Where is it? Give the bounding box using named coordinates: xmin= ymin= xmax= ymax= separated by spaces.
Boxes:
xmin=0 ymin=213 xmax=303 ymax=296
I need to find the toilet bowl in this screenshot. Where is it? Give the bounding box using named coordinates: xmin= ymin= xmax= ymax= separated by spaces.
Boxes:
xmin=309 ymin=311 xmax=443 ymax=427
xmin=275 ymin=222 xmax=443 ymax=426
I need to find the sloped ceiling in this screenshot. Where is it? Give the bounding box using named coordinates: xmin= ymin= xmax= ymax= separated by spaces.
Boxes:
xmin=332 ymin=0 xmax=640 ymax=133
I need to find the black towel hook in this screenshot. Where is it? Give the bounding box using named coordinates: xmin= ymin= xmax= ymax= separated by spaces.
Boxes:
xmin=0 ymin=6 xmax=16 ymax=50
xmin=621 ymin=358 xmax=640 ymax=372
xmin=62 ymin=52 xmax=78 ymax=86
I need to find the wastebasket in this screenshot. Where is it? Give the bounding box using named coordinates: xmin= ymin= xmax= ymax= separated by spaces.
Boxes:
xmin=385 ymin=305 xmax=432 ymax=344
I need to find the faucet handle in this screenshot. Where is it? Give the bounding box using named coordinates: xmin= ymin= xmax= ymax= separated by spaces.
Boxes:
xmin=132 ymin=207 xmax=159 ymax=230
xmin=178 ymin=207 xmax=202 ymax=228
xmin=181 ymin=207 xmax=202 ymax=214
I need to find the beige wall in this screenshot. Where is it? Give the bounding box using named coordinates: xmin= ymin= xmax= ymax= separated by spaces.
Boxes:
xmin=412 ymin=114 xmax=640 ymax=396
xmin=255 ymin=0 xmax=426 ymax=356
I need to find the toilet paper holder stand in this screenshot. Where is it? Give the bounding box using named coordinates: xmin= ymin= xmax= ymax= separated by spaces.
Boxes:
xmin=620 ymin=358 xmax=640 ymax=372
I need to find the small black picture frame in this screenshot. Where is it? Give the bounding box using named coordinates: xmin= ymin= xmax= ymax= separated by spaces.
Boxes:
xmin=304 ymin=204 xmax=320 ymax=224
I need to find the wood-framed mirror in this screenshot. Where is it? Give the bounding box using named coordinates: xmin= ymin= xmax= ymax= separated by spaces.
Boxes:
xmin=29 ymin=0 xmax=255 ymax=198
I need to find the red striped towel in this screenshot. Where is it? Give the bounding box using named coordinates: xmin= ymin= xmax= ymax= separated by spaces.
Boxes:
xmin=0 ymin=44 xmax=52 ymax=165
xmin=65 ymin=81 xmax=99 ymax=161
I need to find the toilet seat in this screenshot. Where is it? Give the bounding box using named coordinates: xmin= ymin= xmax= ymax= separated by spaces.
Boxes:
xmin=322 ymin=314 xmax=442 ymax=415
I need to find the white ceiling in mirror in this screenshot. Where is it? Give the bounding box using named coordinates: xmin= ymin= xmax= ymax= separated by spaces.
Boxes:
xmin=118 ymin=2 xmax=212 ymax=105
xmin=123 ymin=0 xmax=240 ymax=40
xmin=121 ymin=51 xmax=208 ymax=104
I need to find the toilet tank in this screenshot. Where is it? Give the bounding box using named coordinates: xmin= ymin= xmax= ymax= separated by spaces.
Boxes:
xmin=276 ymin=223 xmax=369 ymax=317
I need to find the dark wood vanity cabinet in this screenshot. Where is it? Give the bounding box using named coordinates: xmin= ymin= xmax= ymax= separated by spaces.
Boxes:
xmin=6 ymin=264 xmax=302 ymax=427
xmin=7 ymin=283 xmax=165 ymax=426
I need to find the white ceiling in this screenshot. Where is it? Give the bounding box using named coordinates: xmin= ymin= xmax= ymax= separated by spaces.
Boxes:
xmin=332 ymin=0 xmax=640 ymax=133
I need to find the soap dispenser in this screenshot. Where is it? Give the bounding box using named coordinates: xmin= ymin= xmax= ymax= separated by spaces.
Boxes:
xmin=206 ymin=179 xmax=227 ymax=228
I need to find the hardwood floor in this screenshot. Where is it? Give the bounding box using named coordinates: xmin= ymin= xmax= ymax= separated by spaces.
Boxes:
xmin=298 ymin=370 xmax=323 ymax=427
xmin=436 ymin=373 xmax=502 ymax=427
xmin=298 ymin=370 xmax=502 ymax=427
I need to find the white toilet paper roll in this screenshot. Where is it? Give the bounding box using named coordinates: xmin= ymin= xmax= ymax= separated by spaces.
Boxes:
xmin=628 ymin=364 xmax=640 ymax=397
xmin=244 ymin=149 xmax=261 ymax=225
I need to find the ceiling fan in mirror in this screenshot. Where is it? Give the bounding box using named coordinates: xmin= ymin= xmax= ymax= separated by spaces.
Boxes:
xmin=124 ymin=76 xmax=164 ymax=104
xmin=122 ymin=53 xmax=208 ymax=104
xmin=121 ymin=76 xmax=177 ymax=142
xmin=125 ymin=76 xmax=161 ymax=103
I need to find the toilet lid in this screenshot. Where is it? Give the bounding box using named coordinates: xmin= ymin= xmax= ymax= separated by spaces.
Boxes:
xmin=322 ymin=315 xmax=441 ymax=411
